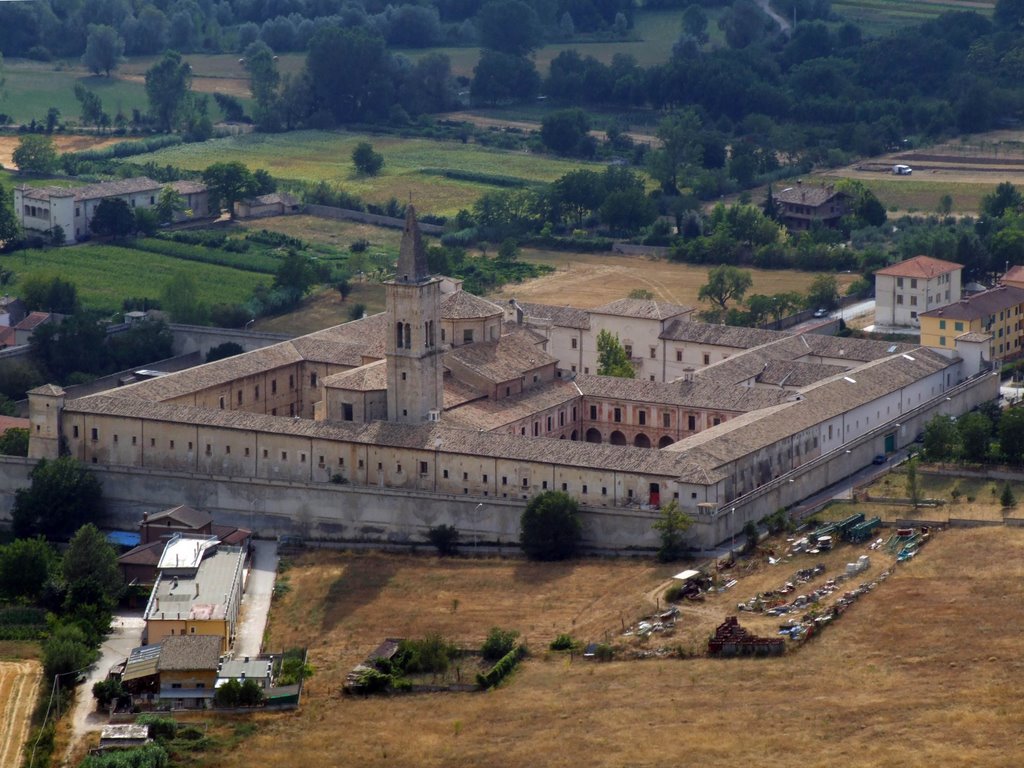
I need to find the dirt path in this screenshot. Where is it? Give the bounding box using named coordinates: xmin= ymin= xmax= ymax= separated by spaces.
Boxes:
xmin=756 ymin=0 xmax=792 ymax=33
xmin=0 ymin=660 xmax=43 ymax=768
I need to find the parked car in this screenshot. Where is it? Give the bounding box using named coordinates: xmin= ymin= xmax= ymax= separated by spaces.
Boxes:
xmin=872 ymin=454 xmax=888 ymax=465
xmin=812 ymin=308 xmax=829 ymax=318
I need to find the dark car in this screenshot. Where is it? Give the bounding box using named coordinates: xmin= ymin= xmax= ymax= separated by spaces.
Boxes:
xmin=812 ymin=308 xmax=829 ymax=318
xmin=872 ymin=454 xmax=887 ymax=465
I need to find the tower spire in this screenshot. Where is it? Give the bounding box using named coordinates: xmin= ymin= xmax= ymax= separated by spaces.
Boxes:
xmin=396 ymin=204 xmax=429 ymax=283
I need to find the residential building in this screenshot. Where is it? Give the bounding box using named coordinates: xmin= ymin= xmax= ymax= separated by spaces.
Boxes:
xmin=142 ymin=535 xmax=245 ymax=651
xmin=920 ymin=284 xmax=1024 ymax=360
xmin=773 ymin=182 xmax=849 ymax=230
xmin=875 ymin=255 xmax=963 ymax=328
xmin=13 ymin=177 xmax=209 ymax=243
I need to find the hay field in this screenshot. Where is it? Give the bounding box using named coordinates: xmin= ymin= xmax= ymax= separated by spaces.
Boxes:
xmin=490 ymin=249 xmax=858 ymax=309
xmin=0 ymin=134 xmax=135 ymax=170
xmin=0 ymin=659 xmax=42 ymax=768
xmin=209 ymin=526 xmax=1024 ymax=768
xmin=126 ymin=130 xmax=598 ymax=216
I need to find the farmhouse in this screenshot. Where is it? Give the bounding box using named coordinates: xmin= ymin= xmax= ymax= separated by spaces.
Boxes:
xmin=26 ymin=208 xmax=997 ymax=549
xmin=13 ymin=177 xmax=209 ymax=243
xmin=774 ymin=182 xmax=849 ymax=231
xmin=875 ymin=255 xmax=963 ymax=329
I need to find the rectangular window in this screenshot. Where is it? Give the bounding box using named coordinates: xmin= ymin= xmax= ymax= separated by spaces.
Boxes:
xmin=561 ymin=483 xmax=568 ymax=491
xmin=463 ymin=472 xmax=468 ymax=481
xmin=219 ymin=396 xmax=225 ymax=409
xmin=237 ymin=390 xmax=243 ymax=404
xmin=205 ymin=444 xmax=211 ymax=455
xmin=289 ymin=374 xmax=295 ymax=389
xmin=542 ymin=480 xmax=548 ymax=489
xmin=955 ymin=321 xmax=964 ymax=331
xmin=649 ymin=347 xmax=656 ymax=359
xmin=272 ymin=380 xmax=277 ymax=394
xmin=602 ymin=487 xmax=608 ymax=496
xmin=582 ymin=484 xmax=588 ymax=494
xmin=712 ymin=417 xmax=721 ymax=426
xmin=482 ymin=474 xmax=488 ymax=482
xmin=571 ymin=338 xmax=578 ymax=349
xmin=420 ymin=461 xmax=428 ymax=474
xmin=911 ymin=279 xmax=917 ymax=289
xmin=533 ymin=422 xmax=539 ymax=436
xmin=910 ymin=296 xmax=917 ymax=306
xmin=262 ymin=449 xmax=268 ymax=458
xmin=522 ymin=478 xmax=529 ymax=487
xmin=463 ymin=329 xmax=474 ymax=343
xmin=255 ymin=385 xmax=260 ymax=399
xmin=151 ymin=438 xmax=156 ymax=447
xmin=688 ymin=415 xmax=696 ymax=430
xmin=132 ymin=436 xmax=137 ymax=445
xmin=281 ymin=451 xmax=287 ymax=460
xmin=342 ymin=403 xmax=354 ymax=421
xmin=624 ymin=344 xmax=633 ymax=358
xmin=939 ymin=320 xmax=946 ymax=330
xmin=896 ymin=295 xmax=903 ymax=305
xmin=443 ymin=469 xmax=449 ymax=478
xmin=638 ymin=411 xmax=647 ymax=426
xmin=73 ymin=426 xmax=79 ymax=438
xmin=546 ymin=416 xmax=552 ymax=430
xmin=613 ymin=408 xmax=621 ymax=423
xmin=676 ymin=350 xmax=682 ymax=362
xmin=310 ymin=372 xmax=318 ymax=387
xmin=589 ymin=405 xmax=597 ymax=419
xmin=703 ymin=353 xmax=710 ymax=365
xmin=939 ymin=336 xmax=946 ymax=346
xmin=300 ymin=453 xmax=307 ymax=463
xmin=91 ymin=428 xmax=98 ymax=441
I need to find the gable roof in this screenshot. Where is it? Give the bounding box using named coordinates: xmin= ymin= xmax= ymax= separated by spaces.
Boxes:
xmin=147 ymin=504 xmax=212 ymax=529
xmin=441 ymin=291 xmax=503 ymax=320
xmin=591 ymin=298 xmax=693 ymax=321
xmin=516 ymin=302 xmax=590 ymax=330
xmin=775 ymin=184 xmax=845 ymax=207
xmin=445 ymin=328 xmax=556 ymax=384
xmin=876 ymin=255 xmax=963 ymax=279
xmin=157 ymin=635 xmax=222 ymax=671
xmin=920 ymin=284 xmax=1024 ymax=321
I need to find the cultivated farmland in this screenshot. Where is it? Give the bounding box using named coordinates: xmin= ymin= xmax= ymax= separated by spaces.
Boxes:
xmin=8 ymin=244 xmax=267 ymax=313
xmin=203 ymin=526 xmax=1024 ymax=768
xmin=119 ymin=131 xmax=603 ymax=216
xmin=830 ymin=0 xmax=994 ymax=36
xmin=0 ymin=659 xmax=42 ymax=768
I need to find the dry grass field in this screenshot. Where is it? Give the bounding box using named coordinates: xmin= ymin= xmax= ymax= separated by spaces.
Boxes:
xmin=0 ymin=134 xmax=135 ymax=170
xmin=0 ymin=659 xmax=42 ymax=768
xmin=201 ymin=526 xmax=1024 ymax=768
xmin=490 ymin=249 xmax=858 ymax=309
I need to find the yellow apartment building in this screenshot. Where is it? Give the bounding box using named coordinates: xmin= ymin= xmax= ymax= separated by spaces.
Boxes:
xmin=920 ymin=284 xmax=1024 ymax=361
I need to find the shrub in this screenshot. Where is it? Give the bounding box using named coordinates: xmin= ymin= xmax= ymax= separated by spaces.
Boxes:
xmin=206 ymin=342 xmax=244 ymax=362
xmin=549 ymin=634 xmax=575 ymax=651
xmin=481 ymin=627 xmax=519 ymax=661
xmin=394 ymin=633 xmax=457 ymax=674
xmin=427 ymin=524 xmax=459 ymax=556
xmin=593 ymin=643 xmax=614 ymax=662
xmin=350 ymin=238 xmax=369 ymax=253
xmin=520 ymin=491 xmax=581 ymax=561
xmin=664 ymin=583 xmax=684 ymax=602
xmin=476 ymin=645 xmax=524 ymax=689
xmin=92 ymin=678 xmax=123 ymax=708
xmin=1001 ymin=482 xmax=1016 ymax=509
xmin=136 ymin=714 xmax=178 ymax=739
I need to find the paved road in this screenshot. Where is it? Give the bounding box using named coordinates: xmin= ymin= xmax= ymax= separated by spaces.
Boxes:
xmin=63 ymin=611 xmax=145 ymax=765
xmin=234 ymin=540 xmax=278 ymax=658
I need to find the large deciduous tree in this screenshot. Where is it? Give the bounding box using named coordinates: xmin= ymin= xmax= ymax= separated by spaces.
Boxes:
xmin=202 ymin=160 xmax=257 ymax=217
xmin=12 ymin=134 xmax=58 ymax=173
xmin=307 ymin=26 xmax=392 ymax=124
xmin=144 ymin=50 xmax=193 ymax=132
xmin=653 ymin=500 xmax=693 ymax=562
xmin=89 ymin=197 xmax=136 ymax=238
xmin=62 ymin=522 xmax=123 ymax=609
xmin=520 ymin=490 xmax=582 ymax=561
xmin=160 ymin=272 xmax=208 ymax=324
xmin=999 ymin=408 xmax=1024 ymax=464
xmin=12 ymin=457 xmax=104 ymax=540
xmin=478 ymin=0 xmax=543 ymax=55
xmin=698 ymin=264 xmax=753 ymax=313
xmin=82 ymin=24 xmax=124 ymax=76
xmin=646 ymin=110 xmax=703 ymax=194
xmin=0 ymin=180 xmax=21 ymax=244
xmin=0 ymin=536 xmax=55 ymax=600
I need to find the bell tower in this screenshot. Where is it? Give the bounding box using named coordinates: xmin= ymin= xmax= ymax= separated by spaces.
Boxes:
xmin=385 ymin=205 xmax=443 ymax=423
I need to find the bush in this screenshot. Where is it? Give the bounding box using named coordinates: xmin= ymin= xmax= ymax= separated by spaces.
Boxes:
xmin=80 ymin=743 xmax=169 ymax=768
xmin=427 ymin=524 xmax=459 ymax=556
xmin=663 ymin=583 xmax=684 ymax=602
xmin=481 ymin=627 xmax=519 ymax=661
xmin=520 ymin=491 xmax=582 ymax=561
xmin=92 ymin=678 xmax=123 ymax=708
xmin=394 ymin=634 xmax=457 ymax=675
xmin=593 ymin=643 xmax=614 ymax=662
xmin=206 ymin=342 xmax=244 ymax=362
xmin=549 ymin=634 xmax=575 ymax=651
xmin=135 ymin=714 xmax=178 ymax=739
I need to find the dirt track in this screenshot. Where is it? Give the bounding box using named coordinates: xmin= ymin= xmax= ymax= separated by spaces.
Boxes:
xmin=0 ymin=660 xmax=42 ymax=768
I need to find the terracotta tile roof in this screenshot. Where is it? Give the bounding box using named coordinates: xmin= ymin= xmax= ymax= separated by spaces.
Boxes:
xmin=441 ymin=291 xmax=503 ymax=320
xmin=756 ymin=359 xmax=849 ymax=387
xmin=1003 ymin=265 xmax=1024 ymax=285
xmin=65 ymin=393 xmax=714 ymax=481
xmin=442 ymin=375 xmax=485 ymax=409
xmin=14 ymin=312 xmax=51 ymax=331
xmin=305 ymin=314 xmax=388 ymax=359
xmin=775 ymin=184 xmax=845 ymax=207
xmin=444 ymin=380 xmax=580 ymax=431
xmin=289 ymin=337 xmax=368 ymax=366
xmin=323 ymin=359 xmax=387 ymax=392
xmin=168 ymin=180 xmax=207 ymax=195
xmin=157 ymin=635 xmax=222 ymax=671
xmin=148 ymin=505 xmax=212 ymax=528
xmin=665 ymin=347 xmax=955 ymax=476
xmin=574 ymin=374 xmax=791 ymax=412
xmin=516 ymin=302 xmax=590 ymax=329
xmin=28 ymin=383 xmax=65 ymax=397
xmin=659 ymin=320 xmax=784 ymax=348
xmin=246 ymin=192 xmax=298 ymax=206
xmin=920 ymin=285 xmax=1024 ymax=321
xmin=445 ymin=328 xmax=556 ymax=384
xmin=0 ymin=415 xmax=28 ymax=432
xmin=0 ymin=327 xmax=16 ymax=346
xmin=956 ymin=331 xmax=992 ymax=342
xmin=591 ymin=298 xmax=693 ymax=320
xmin=876 ymin=255 xmax=963 ymax=279
xmin=117 ymin=540 xmax=165 ymax=567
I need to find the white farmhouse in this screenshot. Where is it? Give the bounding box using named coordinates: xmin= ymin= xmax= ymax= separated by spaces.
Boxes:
xmin=875 ymin=255 xmax=962 ymax=329
xmin=13 ymin=177 xmax=209 ymax=243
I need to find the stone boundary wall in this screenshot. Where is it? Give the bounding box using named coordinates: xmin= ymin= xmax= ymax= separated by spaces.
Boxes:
xmin=303 ymin=205 xmax=444 ymax=234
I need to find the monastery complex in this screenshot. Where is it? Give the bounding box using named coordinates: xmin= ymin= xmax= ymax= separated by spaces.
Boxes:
xmin=26 ymin=209 xmax=999 ymax=550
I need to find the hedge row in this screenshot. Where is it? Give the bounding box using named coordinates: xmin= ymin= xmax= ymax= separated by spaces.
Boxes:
xmin=72 ymin=135 xmax=183 ymax=162
xmin=134 ymin=238 xmax=279 ymax=274
xmin=420 ymin=168 xmax=530 ymax=189
xmin=476 ymin=645 xmax=525 ymax=689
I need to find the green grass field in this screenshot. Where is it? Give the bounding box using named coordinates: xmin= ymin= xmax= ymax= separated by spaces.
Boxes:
xmin=841 ymin=176 xmax=996 ymax=214
xmin=828 ymin=0 xmax=994 ymax=36
xmin=123 ymin=130 xmax=601 ymax=215
xmin=5 ymin=244 xmax=267 ymax=313
xmin=0 ymin=64 xmax=148 ymax=125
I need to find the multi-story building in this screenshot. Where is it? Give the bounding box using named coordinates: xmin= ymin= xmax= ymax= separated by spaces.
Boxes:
xmin=875 ymin=255 xmax=963 ymax=328
xmin=773 ymin=182 xmax=849 ymax=231
xmin=920 ymin=284 xmax=1024 ymax=361
xmin=13 ymin=177 xmax=209 ymax=243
